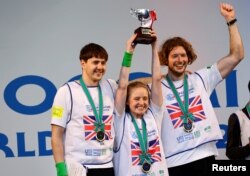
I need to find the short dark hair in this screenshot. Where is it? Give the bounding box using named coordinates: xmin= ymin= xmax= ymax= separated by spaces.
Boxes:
xmin=79 ymin=43 xmax=108 ymax=61
xmin=159 ymin=37 xmax=197 ymax=66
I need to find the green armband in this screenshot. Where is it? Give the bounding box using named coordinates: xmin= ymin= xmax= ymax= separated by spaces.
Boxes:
xmin=56 ymin=162 xmax=68 ymax=176
xmin=122 ymin=52 xmax=133 ymax=67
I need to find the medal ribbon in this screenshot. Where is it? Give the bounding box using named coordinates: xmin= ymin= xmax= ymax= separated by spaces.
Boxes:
xmin=246 ymin=104 xmax=250 ymax=117
xmin=131 ymin=114 xmax=152 ymax=165
xmin=79 ymin=78 xmax=104 ymax=133
xmin=166 ymin=74 xmax=194 ymax=124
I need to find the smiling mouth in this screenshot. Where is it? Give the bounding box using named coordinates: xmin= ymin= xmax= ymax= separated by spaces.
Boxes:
xmin=136 ymin=105 xmax=147 ymax=110
xmin=137 ymin=107 xmax=144 ymax=110
xmin=94 ymin=71 xmax=104 ymax=75
xmin=174 ymin=63 xmax=186 ymax=69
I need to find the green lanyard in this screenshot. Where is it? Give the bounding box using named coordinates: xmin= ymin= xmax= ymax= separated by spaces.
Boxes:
xmin=131 ymin=113 xmax=152 ymax=165
xmin=246 ymin=103 xmax=250 ymax=117
xmin=166 ymin=74 xmax=194 ymax=124
xmin=79 ymin=78 xmax=104 ymax=133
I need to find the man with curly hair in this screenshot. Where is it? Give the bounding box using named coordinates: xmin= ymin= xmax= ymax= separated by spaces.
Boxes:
xmin=158 ymin=2 xmax=244 ymax=176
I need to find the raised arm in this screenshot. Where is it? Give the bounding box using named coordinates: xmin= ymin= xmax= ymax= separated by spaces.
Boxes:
xmin=217 ymin=2 xmax=244 ymax=79
xmin=150 ymin=30 xmax=163 ymax=107
xmin=115 ymin=34 xmax=137 ymax=115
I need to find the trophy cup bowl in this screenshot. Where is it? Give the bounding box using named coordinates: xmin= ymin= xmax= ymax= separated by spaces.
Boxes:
xmin=130 ymin=8 xmax=157 ymax=44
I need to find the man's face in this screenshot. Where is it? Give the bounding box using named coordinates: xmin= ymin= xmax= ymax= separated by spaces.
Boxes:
xmin=167 ymin=46 xmax=189 ymax=77
xmin=81 ymin=57 xmax=107 ymax=85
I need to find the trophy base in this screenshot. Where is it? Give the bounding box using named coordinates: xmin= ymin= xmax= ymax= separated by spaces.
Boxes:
xmin=134 ymin=27 xmax=156 ymax=44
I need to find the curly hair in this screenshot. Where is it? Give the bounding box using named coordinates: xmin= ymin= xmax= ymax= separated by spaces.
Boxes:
xmin=158 ymin=37 xmax=197 ymax=66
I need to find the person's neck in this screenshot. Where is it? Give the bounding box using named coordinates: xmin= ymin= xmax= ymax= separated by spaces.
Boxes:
xmin=167 ymin=72 xmax=185 ymax=81
xmin=81 ymin=76 xmax=99 ymax=86
xmin=131 ymin=112 xmax=143 ymax=119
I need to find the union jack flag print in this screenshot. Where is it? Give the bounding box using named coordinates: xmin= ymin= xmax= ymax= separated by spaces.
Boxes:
xmin=131 ymin=137 xmax=162 ymax=166
xmin=166 ymin=95 xmax=206 ymax=129
xmin=83 ymin=115 xmax=112 ymax=141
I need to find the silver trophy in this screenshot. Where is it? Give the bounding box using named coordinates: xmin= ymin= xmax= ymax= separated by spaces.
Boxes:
xmin=130 ymin=8 xmax=157 ymax=44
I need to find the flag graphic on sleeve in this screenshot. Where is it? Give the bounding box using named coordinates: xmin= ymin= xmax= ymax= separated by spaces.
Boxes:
xmin=166 ymin=95 xmax=206 ymax=129
xmin=83 ymin=115 xmax=112 ymax=141
xmin=131 ymin=137 xmax=162 ymax=166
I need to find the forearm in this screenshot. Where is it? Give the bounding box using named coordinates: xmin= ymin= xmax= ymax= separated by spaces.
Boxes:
xmin=226 ymin=144 xmax=250 ymax=160
xmin=51 ymin=125 xmax=68 ymax=176
xmin=217 ymin=22 xmax=244 ymax=79
xmin=222 ymin=3 xmax=244 ymax=60
xmin=119 ymin=52 xmax=132 ymax=89
xmin=115 ymin=52 xmax=133 ymax=114
xmin=51 ymin=125 xmax=65 ymax=163
xmin=228 ymin=22 xmax=244 ymax=62
xmin=52 ymin=139 xmax=65 ymax=163
xmin=151 ymin=44 xmax=162 ymax=106
xmin=151 ymin=46 xmax=162 ymax=81
xmin=217 ymin=3 xmax=244 ymax=78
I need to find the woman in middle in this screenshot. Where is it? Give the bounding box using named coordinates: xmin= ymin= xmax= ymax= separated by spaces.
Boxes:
xmin=113 ymin=30 xmax=169 ymax=176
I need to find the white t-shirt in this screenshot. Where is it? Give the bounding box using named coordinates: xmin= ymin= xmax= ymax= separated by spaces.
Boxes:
xmin=161 ymin=64 xmax=223 ymax=167
xmin=51 ymin=79 xmax=117 ymax=168
xmin=113 ymin=102 xmax=169 ymax=176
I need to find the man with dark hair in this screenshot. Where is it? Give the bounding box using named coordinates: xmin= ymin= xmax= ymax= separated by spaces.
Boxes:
xmin=51 ymin=43 xmax=117 ymax=176
xmin=226 ymin=80 xmax=250 ymax=160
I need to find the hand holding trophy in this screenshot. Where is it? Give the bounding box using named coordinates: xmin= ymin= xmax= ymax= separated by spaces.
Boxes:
xmin=130 ymin=8 xmax=157 ymax=44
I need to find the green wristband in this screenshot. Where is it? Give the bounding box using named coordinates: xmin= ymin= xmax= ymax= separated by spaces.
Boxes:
xmin=56 ymin=162 xmax=68 ymax=176
xmin=122 ymin=52 xmax=133 ymax=67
